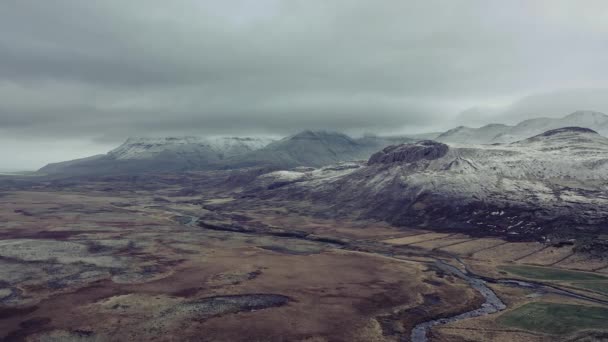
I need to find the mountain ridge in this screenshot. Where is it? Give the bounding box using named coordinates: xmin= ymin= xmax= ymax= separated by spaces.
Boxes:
xmin=39 ymin=110 xmax=608 ymax=175
xmin=39 ymin=131 xmax=414 ymax=175
xmin=438 ymin=110 xmax=608 ymax=144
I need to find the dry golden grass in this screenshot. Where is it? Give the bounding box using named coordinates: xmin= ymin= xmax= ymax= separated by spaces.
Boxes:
xmin=383 ymin=233 xmax=451 ymax=245
xmin=472 ymin=241 xmax=544 ymax=262
xmin=553 ymin=253 xmax=608 ymax=271
xmin=439 ymin=238 xmax=505 ymax=255
xmin=411 ymin=236 xmax=472 ymax=250
xmin=517 ymin=246 xmax=574 ymax=266
xmin=247 ymin=210 xmax=417 ymax=240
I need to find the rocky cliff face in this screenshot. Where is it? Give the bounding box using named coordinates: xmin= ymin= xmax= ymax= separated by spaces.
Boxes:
xmin=368 ymin=141 xmax=449 ymax=165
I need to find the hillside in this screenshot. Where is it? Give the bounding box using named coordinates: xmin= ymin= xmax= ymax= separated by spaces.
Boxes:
xmin=247 ymin=127 xmax=608 ymax=240
xmin=220 ymin=131 xmax=413 ymax=169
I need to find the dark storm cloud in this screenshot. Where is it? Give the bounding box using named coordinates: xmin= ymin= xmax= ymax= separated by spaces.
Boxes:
xmin=2 ymin=0 xmax=608 ymax=168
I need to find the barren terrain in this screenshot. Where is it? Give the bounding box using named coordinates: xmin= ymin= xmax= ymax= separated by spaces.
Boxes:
xmin=0 ymin=173 xmax=607 ymax=341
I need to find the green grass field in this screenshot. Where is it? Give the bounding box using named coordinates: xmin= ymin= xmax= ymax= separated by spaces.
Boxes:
xmin=499 ymin=265 xmax=607 ymax=281
xmin=570 ymin=282 xmax=608 ymax=296
xmin=498 ymin=302 xmax=608 ymax=335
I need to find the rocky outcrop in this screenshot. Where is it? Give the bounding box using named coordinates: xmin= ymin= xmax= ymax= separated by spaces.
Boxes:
xmin=368 ymin=141 xmax=449 ymax=165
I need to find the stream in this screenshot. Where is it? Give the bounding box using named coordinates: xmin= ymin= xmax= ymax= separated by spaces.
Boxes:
xmin=184 ymin=215 xmax=608 ymax=342
xmin=410 ymin=258 xmax=608 ymax=342
xmin=410 ymin=260 xmax=506 ymax=342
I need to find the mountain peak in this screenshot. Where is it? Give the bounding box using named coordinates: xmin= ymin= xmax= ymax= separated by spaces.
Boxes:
xmin=562 ymin=111 xmax=608 ymax=126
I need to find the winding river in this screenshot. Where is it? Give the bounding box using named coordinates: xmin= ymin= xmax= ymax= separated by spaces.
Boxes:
xmin=183 ymin=215 xmax=608 ymax=342
xmin=410 ymin=260 xmax=506 ymax=342
xmin=410 ymin=258 xmax=608 ymax=342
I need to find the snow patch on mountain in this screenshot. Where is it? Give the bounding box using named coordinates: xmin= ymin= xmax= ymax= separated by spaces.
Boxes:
xmin=248 ymin=127 xmax=608 ymax=238
xmin=438 ymin=110 xmax=608 ymax=145
xmin=108 ymin=136 xmax=275 ymax=160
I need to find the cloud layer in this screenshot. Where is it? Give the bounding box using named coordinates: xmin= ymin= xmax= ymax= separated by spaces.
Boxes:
xmin=2 ymin=0 xmax=608 ymax=168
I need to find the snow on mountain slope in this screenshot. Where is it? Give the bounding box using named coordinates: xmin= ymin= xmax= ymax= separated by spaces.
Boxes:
xmin=221 ymin=130 xmax=413 ymax=169
xmin=438 ymin=110 xmax=608 ymax=144
xmin=108 ymin=136 xmax=274 ymax=160
xmin=39 ymin=131 xmax=413 ymax=175
xmin=436 ymin=124 xmax=510 ymax=144
xmin=493 ymin=111 xmax=608 ymax=143
xmin=559 ymin=111 xmax=608 ymax=128
xmin=248 ymin=127 xmax=608 ymax=239
xmin=39 ymin=136 xmax=275 ymax=175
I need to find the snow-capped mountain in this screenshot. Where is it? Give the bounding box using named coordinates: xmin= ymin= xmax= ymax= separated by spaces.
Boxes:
xmin=247 ymin=127 xmax=608 ymax=239
xmin=437 ymin=110 xmax=608 ymax=144
xmin=39 ymin=110 xmax=608 ymax=176
xmin=108 ymin=136 xmax=274 ymax=160
xmin=220 ymin=130 xmax=414 ymax=169
xmin=40 ymin=136 xmax=275 ymax=175
xmin=435 ymin=124 xmax=511 ymax=145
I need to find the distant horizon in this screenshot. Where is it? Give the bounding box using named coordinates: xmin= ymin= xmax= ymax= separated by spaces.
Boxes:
xmin=8 ymin=108 xmax=608 ymax=172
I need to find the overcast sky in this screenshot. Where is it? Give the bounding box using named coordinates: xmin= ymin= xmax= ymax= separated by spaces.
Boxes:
xmin=2 ymin=0 xmax=608 ymax=169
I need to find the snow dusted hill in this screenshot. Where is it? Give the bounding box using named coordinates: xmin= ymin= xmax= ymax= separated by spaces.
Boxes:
xmin=435 ymin=124 xmax=511 ymax=145
xmin=40 ymin=136 xmax=275 ymax=175
xmin=247 ymin=127 xmax=608 ymax=239
xmin=108 ymin=136 xmax=274 ymax=160
xmin=437 ymin=110 xmax=608 ymax=144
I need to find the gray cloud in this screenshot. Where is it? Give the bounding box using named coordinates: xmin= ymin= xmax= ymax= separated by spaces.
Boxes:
xmin=2 ymin=0 xmax=608 ymax=169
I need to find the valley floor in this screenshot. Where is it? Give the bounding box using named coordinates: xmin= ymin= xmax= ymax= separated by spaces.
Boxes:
xmin=0 ymin=176 xmax=607 ymax=341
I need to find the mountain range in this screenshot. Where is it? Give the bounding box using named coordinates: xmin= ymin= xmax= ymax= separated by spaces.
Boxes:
xmin=40 ymin=131 xmax=414 ymax=175
xmin=39 ymin=110 xmax=608 ymax=175
xmin=437 ymin=110 xmax=608 ymax=144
